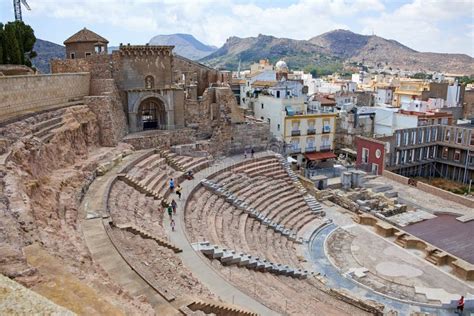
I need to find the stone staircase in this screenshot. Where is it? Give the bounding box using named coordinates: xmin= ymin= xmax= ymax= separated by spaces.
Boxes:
xmin=181 ymin=299 xmax=258 ymax=316
xmin=160 ymin=149 xmax=210 ymax=173
xmin=275 ymin=154 xmax=307 ymax=194
xmin=394 ymin=233 xmax=409 ymax=248
xmin=31 ymin=116 xmax=64 ymax=143
xmin=193 ymin=242 xmax=310 ymax=279
xmin=303 ymin=194 xmax=325 ymax=216
xmin=117 ymin=174 xmax=162 ymax=200
xmin=201 ymin=178 xmax=304 ymax=244
xmin=115 ymin=223 xmax=182 ymax=253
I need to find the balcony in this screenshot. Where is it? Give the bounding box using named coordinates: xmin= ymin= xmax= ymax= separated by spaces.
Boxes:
xmin=305 ymin=146 xmax=316 ymax=152
xmin=291 ymin=130 xmax=301 ymax=136
xmin=320 ymin=145 xmax=331 ymax=151
xmin=307 ymin=128 xmax=316 ymax=135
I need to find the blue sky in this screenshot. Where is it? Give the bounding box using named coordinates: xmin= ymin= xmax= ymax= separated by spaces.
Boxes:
xmin=1 ymin=0 xmax=473 ymax=56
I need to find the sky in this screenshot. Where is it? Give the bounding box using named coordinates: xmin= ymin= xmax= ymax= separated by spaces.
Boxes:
xmin=1 ymin=0 xmax=473 ymax=56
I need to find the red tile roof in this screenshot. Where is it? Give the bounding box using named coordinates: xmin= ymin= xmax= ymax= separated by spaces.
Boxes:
xmin=64 ymin=28 xmax=109 ymax=44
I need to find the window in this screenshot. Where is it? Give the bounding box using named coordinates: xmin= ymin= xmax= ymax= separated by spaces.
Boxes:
xmin=442 ymin=147 xmax=449 ymax=159
xmin=404 ymin=133 xmax=409 ymax=145
xmin=426 ymin=147 xmax=430 ymax=159
xmin=260 ymin=117 xmax=264 ymax=120
xmin=277 ymin=124 xmax=280 ymax=131
xmin=396 ymin=133 xmax=401 ymax=146
xmin=454 ymin=150 xmax=461 ymax=162
xmin=395 ymin=151 xmax=400 ymax=164
xmin=457 ymin=131 xmax=463 ymax=144
xmin=426 ymin=129 xmax=431 ymax=142
xmin=362 ymin=148 xmax=369 ymax=163
xmin=70 ymin=52 xmax=75 ymax=59
xmin=85 ymin=52 xmax=92 ymax=57
xmin=411 ymin=131 xmax=416 ymax=144
xmin=276 ymin=91 xmax=280 ymax=98
xmin=445 ymin=129 xmax=451 ymax=142
xmin=322 ymin=119 xmax=331 ymax=133
xmin=267 ymin=118 xmax=271 ymax=124
xmin=471 ymin=133 xmax=474 ymax=146
xmin=261 ymin=103 xmax=264 ymax=109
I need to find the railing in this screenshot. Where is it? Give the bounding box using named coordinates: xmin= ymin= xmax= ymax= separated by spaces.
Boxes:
xmin=291 ymin=130 xmax=301 ymax=136
xmin=305 ymin=165 xmax=355 ymax=179
xmin=320 ymin=145 xmax=331 ymax=151
xmin=322 ymin=127 xmax=331 ymax=134
xmin=305 ymin=146 xmax=316 ymax=152
xmin=287 ymin=146 xmax=301 ymax=154
xmin=307 ymin=128 xmax=316 ymax=135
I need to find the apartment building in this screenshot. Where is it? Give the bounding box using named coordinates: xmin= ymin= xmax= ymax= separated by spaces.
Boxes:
xmin=356 ymin=124 xmax=474 ymax=183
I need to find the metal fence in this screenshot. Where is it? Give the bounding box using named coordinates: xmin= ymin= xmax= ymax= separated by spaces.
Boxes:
xmin=305 ymin=165 xmax=356 ymax=179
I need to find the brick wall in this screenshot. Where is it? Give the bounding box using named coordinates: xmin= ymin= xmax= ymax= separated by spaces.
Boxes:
xmin=0 ymin=73 xmax=90 ymax=124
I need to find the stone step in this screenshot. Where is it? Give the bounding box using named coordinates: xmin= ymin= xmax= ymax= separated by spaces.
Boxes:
xmin=116 ymin=223 xmax=182 ymax=253
xmin=194 ymin=242 xmax=308 ymax=280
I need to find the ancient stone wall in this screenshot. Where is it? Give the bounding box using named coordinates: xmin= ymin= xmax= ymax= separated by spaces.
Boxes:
xmin=51 ymin=54 xmax=114 ymax=79
xmin=122 ymin=129 xmax=196 ymax=150
xmin=173 ymin=56 xmax=219 ymax=96
xmin=85 ymin=79 xmax=128 ymax=146
xmin=0 ymin=73 xmax=90 ymax=124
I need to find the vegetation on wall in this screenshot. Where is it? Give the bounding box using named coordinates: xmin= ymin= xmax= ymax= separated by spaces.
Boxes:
xmin=0 ymin=21 xmax=36 ymax=67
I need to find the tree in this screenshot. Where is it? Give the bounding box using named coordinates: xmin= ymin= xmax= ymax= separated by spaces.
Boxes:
xmin=0 ymin=21 xmax=36 ymax=66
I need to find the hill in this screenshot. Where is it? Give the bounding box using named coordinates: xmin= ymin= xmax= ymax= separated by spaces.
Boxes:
xmin=32 ymin=39 xmax=65 ymax=74
xmin=202 ymin=30 xmax=474 ymax=74
xmin=200 ymin=34 xmax=338 ymax=70
xmin=310 ymin=30 xmax=474 ymax=74
xmin=148 ymin=33 xmax=217 ymax=60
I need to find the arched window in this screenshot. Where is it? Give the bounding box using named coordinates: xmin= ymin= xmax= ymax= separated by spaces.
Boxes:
xmin=145 ymin=76 xmax=154 ymax=89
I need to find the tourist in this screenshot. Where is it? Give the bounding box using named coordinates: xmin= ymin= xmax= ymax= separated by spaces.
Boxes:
xmin=170 ymin=219 xmax=176 ymax=232
xmin=176 ymin=185 xmax=182 ymax=199
xmin=169 ymin=178 xmax=175 ymax=191
xmin=457 ymin=296 xmax=464 ymax=315
xmin=250 ymin=148 xmax=255 ymax=158
xmin=161 ymin=199 xmax=169 ymax=211
xmin=171 ymin=199 xmax=177 ymax=214
xmin=185 ymin=170 xmax=194 ymax=180
xmin=244 ymin=149 xmax=247 ymax=159
xmin=167 ymin=204 xmax=173 ymax=220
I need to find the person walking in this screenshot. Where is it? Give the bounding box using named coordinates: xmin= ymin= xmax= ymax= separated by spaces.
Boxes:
xmin=457 ymin=296 xmax=464 ymax=315
xmin=244 ymin=149 xmax=247 ymax=159
xmin=169 ymin=178 xmax=175 ymax=192
xmin=170 ymin=219 xmax=176 ymax=232
xmin=250 ymin=148 xmax=255 ymax=158
xmin=171 ymin=199 xmax=177 ymax=215
xmin=167 ymin=204 xmax=173 ymax=220
xmin=176 ymin=184 xmax=182 ymax=200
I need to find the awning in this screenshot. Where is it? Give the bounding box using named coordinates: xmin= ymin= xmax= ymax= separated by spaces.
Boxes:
xmin=287 ymin=156 xmax=297 ymax=163
xmin=285 ymin=105 xmax=295 ymax=116
xmin=304 ymin=151 xmax=337 ymax=161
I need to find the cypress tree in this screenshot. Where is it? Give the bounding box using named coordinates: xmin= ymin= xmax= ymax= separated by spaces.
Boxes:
xmin=0 ymin=23 xmax=4 ymax=64
xmin=4 ymin=23 xmax=21 ymax=64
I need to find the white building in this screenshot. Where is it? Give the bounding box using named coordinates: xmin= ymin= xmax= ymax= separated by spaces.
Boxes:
xmin=375 ymin=88 xmax=393 ymax=105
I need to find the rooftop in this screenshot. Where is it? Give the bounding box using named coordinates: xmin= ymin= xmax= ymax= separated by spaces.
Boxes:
xmin=64 ymin=27 xmax=109 ymax=45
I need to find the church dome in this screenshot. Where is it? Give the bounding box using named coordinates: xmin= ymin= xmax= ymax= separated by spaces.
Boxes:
xmin=275 ymin=60 xmax=288 ymax=72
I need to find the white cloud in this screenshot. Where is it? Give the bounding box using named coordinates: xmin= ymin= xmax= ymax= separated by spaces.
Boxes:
xmin=23 ymin=0 xmax=473 ymax=56
xmin=360 ymin=0 xmax=474 ymax=55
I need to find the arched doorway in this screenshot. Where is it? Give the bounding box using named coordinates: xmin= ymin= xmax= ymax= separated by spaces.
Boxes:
xmin=138 ymin=98 xmax=166 ymax=130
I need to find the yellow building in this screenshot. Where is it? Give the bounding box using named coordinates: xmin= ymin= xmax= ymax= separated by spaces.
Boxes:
xmin=284 ymin=113 xmax=337 ymax=158
xmin=392 ymin=79 xmax=429 ymax=107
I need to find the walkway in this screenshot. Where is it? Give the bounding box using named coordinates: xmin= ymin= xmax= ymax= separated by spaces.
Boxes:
xmin=79 ymin=150 xmax=181 ymax=315
xmin=162 ymin=151 xmax=280 ymax=316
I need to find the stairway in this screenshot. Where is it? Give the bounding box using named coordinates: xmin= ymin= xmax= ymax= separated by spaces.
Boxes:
xmin=182 ymin=298 xmax=258 ymax=316
xmin=193 ymin=242 xmax=310 ymax=279
xmin=31 ymin=116 xmax=64 ymax=143
xmin=275 ymin=154 xmax=307 ymax=194
xmin=201 ymin=179 xmax=304 ymax=244
xmin=115 ymin=223 xmax=182 ymax=253
xmin=117 ymin=174 xmax=162 ymax=200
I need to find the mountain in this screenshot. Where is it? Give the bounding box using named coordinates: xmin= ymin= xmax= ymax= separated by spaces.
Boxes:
xmin=148 ymin=34 xmax=217 ymax=60
xmin=310 ymin=30 xmax=474 ymax=74
xmin=202 ymin=30 xmax=474 ymax=74
xmin=200 ymin=34 xmax=338 ymax=70
xmin=32 ymin=39 xmax=65 ymax=74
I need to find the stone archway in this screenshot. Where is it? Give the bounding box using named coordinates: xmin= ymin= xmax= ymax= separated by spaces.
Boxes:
xmin=137 ymin=98 xmax=166 ymax=130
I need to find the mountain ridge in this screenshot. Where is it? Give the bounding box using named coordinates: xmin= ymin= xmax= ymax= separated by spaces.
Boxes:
xmin=202 ymin=29 xmax=474 ymax=74
xmin=148 ymin=33 xmax=217 ymax=60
